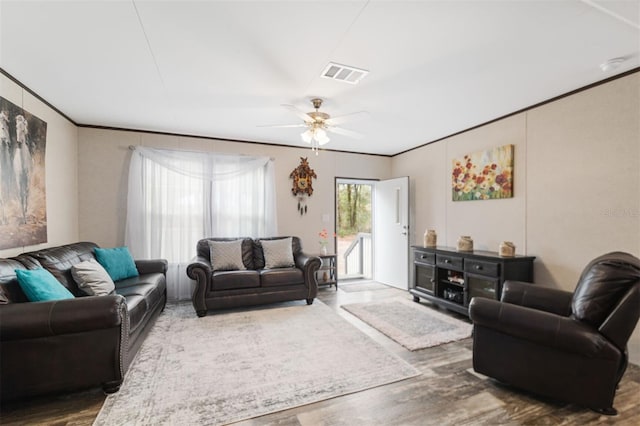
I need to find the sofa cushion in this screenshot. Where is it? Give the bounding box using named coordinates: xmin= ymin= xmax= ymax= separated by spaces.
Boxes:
xmin=115 ymin=274 xmax=166 ymax=315
xmin=94 ymin=247 xmax=139 ymax=281
xmin=261 ymin=237 xmax=294 ymax=269
xmin=15 ymin=268 xmax=75 ymax=302
xmin=253 ymin=237 xmax=302 ymax=269
xmin=122 ymin=294 xmax=148 ymax=333
xmin=20 ymin=242 xmax=98 ymax=296
xmin=197 ymin=238 xmax=254 ymax=270
xmin=211 ymin=270 xmax=260 ymax=291
xmin=209 ymin=240 xmax=246 ymax=271
xmin=0 ymin=259 xmax=29 ymax=304
xmin=260 ymin=268 xmax=304 ymax=288
xmin=71 ymin=259 xmax=115 ymax=296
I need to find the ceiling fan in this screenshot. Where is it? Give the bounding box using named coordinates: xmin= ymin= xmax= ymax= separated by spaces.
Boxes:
xmin=262 ymin=98 xmax=367 ymax=154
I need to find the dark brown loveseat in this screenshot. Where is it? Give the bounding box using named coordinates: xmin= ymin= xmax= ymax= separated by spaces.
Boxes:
xmin=187 ymin=236 xmax=320 ymax=317
xmin=0 ymin=242 xmax=167 ymax=402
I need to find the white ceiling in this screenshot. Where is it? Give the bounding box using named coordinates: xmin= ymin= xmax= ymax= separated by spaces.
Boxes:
xmin=1 ymin=0 xmax=638 ymax=156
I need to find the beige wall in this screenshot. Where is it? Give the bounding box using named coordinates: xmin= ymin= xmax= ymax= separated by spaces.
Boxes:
xmin=0 ymin=73 xmax=79 ymax=258
xmin=77 ymin=128 xmax=392 ymax=254
xmin=5 ymin=66 xmax=639 ymax=363
xmin=392 ymin=72 xmax=640 ymax=363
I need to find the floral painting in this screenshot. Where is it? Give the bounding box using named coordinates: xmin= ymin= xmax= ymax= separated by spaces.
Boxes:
xmin=452 ymin=144 xmax=513 ymax=201
xmin=0 ymin=96 xmax=48 ymax=249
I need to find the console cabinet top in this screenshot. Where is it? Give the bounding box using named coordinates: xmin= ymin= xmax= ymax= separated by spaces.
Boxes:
xmin=411 ymin=245 xmax=535 ymax=262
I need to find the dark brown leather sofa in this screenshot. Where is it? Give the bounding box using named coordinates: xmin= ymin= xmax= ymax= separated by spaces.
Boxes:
xmin=0 ymin=242 xmax=167 ymax=402
xmin=469 ymin=252 xmax=640 ymax=415
xmin=187 ymin=236 xmax=320 ymax=317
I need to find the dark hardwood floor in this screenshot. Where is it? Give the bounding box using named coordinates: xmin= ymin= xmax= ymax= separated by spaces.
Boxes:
xmin=2 ymin=283 xmax=639 ymax=425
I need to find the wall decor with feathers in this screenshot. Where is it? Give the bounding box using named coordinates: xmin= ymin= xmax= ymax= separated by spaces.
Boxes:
xmin=289 ymin=157 xmax=316 ymax=215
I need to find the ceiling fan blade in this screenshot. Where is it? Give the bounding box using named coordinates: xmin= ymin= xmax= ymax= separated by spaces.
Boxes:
xmin=257 ymin=123 xmax=307 ymax=128
xmin=282 ymin=104 xmax=314 ymax=123
xmin=324 ymin=111 xmax=369 ymax=126
xmin=327 ymin=126 xmax=364 ymax=139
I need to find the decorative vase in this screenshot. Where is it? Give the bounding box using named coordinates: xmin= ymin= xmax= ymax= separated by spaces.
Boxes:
xmin=499 ymin=241 xmax=516 ymax=257
xmin=321 ymin=244 xmax=328 ymax=255
xmin=323 ymin=271 xmax=329 ymax=282
xmin=457 ymin=236 xmax=473 ymax=252
xmin=424 ymin=229 xmax=437 ymax=247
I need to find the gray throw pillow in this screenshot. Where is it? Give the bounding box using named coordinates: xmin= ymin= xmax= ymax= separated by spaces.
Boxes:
xmin=209 ymin=240 xmax=246 ymax=271
xmin=71 ymin=259 xmax=115 ymax=296
xmin=261 ymin=238 xmax=295 ymax=269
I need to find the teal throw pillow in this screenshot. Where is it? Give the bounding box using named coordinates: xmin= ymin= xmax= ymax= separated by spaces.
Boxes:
xmin=94 ymin=247 xmax=139 ymax=281
xmin=15 ymin=268 xmax=75 ymax=302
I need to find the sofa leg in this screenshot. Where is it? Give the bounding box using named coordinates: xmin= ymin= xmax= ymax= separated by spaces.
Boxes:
xmin=306 ymin=298 xmax=314 ymax=305
xmin=102 ymin=381 xmax=121 ymax=394
xmin=592 ymin=406 xmax=617 ymax=416
xmin=196 ymin=310 xmax=207 ymax=317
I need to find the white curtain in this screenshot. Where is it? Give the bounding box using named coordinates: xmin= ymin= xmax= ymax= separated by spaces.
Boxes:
xmin=125 ymin=146 xmax=277 ymax=301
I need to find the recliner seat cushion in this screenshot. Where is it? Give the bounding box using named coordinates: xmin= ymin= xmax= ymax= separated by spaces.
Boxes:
xmin=572 ymin=252 xmax=640 ymax=327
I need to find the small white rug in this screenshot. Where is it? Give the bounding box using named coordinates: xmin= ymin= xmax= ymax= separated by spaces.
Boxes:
xmin=339 ymin=281 xmax=392 ymax=292
xmin=342 ymin=298 xmax=473 ymax=351
xmin=94 ymin=301 xmax=419 ymax=426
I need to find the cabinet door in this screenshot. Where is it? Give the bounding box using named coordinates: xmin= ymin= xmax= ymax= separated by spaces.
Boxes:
xmin=466 ymin=273 xmax=499 ymax=305
xmin=414 ymin=262 xmax=435 ymax=294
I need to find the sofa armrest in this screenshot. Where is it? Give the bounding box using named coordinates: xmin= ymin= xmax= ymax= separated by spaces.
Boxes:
xmin=135 ymin=259 xmax=168 ymax=275
xmin=469 ymin=297 xmax=618 ymax=359
xmin=501 ymin=280 xmax=573 ymax=316
xmin=186 ymin=256 xmax=212 ymax=279
xmin=0 ymin=294 xmax=127 ymax=341
xmin=187 ymin=256 xmax=212 ymax=316
xmin=295 ymin=252 xmax=321 ymax=299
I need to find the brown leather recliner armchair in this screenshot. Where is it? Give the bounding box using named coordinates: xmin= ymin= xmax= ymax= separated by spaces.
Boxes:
xmin=469 ymin=252 xmax=640 ymax=415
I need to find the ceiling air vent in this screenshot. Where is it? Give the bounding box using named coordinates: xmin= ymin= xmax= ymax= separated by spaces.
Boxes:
xmin=321 ymin=62 xmax=369 ymax=85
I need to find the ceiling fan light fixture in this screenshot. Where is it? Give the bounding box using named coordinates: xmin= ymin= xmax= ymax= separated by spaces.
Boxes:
xmin=272 ymin=97 xmax=363 ymax=155
xmin=301 ymin=130 xmax=313 ymax=143
xmin=315 ymin=128 xmax=327 ymax=139
xmin=318 ymin=134 xmax=330 ymax=145
xmin=300 ymin=126 xmax=330 ymax=154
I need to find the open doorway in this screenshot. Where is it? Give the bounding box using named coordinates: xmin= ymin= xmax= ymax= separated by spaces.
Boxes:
xmin=335 ymin=179 xmax=374 ymax=281
xmin=335 ymin=176 xmax=410 ymax=289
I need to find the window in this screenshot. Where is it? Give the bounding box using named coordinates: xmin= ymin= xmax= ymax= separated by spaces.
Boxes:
xmin=125 ymin=147 xmax=277 ymax=300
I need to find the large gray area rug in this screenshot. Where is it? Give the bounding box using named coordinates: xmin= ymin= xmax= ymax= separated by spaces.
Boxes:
xmin=342 ymin=298 xmax=473 ymax=351
xmin=94 ymin=301 xmax=419 ymax=425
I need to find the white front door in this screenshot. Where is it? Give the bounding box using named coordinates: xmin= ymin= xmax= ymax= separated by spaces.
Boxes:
xmin=373 ymin=176 xmax=409 ymax=289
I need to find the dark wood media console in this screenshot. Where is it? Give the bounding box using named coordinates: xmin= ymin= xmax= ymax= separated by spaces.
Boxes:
xmin=410 ymin=246 xmax=535 ymax=317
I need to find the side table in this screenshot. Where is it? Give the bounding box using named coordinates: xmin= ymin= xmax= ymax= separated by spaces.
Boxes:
xmin=315 ymin=254 xmax=337 ymax=290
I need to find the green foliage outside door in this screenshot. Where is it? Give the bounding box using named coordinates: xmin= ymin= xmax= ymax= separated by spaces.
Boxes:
xmin=336 ymin=183 xmax=372 ymax=237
